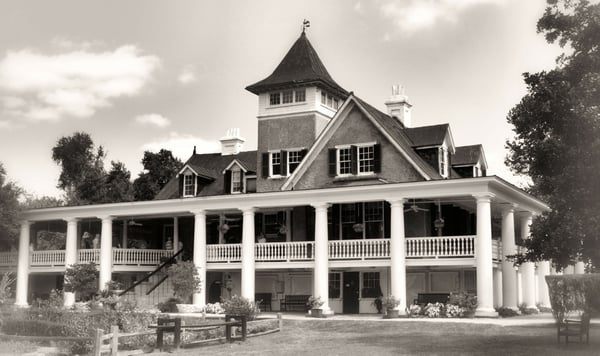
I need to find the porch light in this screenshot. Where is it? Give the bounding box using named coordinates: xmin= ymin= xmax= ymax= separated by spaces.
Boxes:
xmin=219 ymin=223 xmax=230 ymax=234
xmin=434 ymin=218 xmax=445 ymax=229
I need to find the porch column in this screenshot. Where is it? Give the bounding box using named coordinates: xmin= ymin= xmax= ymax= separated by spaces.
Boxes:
xmin=520 ymin=213 xmax=537 ymax=310
xmin=389 ymin=199 xmax=407 ymax=314
xmin=493 ymin=267 xmax=503 ymax=308
xmin=474 ymin=194 xmax=497 ymax=317
xmin=574 ymin=261 xmax=585 ymax=274
xmin=312 ymin=203 xmax=332 ymax=314
xmin=99 ymin=216 xmax=113 ymax=291
xmin=15 ymin=221 xmax=31 ymax=307
xmin=64 ymin=218 xmax=79 ymax=307
xmin=537 ymin=261 xmax=551 ymax=308
xmin=192 ymin=211 xmax=206 ymax=306
xmin=501 ymin=206 xmax=518 ymax=310
xmin=241 ymin=207 xmax=255 ymax=301
xmin=173 ymin=217 xmax=179 ymax=254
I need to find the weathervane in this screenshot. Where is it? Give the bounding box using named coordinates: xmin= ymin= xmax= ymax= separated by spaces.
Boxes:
xmin=302 ymin=19 xmax=310 ymax=33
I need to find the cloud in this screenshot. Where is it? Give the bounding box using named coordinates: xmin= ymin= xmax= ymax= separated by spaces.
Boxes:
xmin=372 ymin=0 xmax=506 ymax=37
xmin=177 ymin=65 xmax=197 ymax=85
xmin=141 ymin=132 xmax=220 ymax=160
xmin=0 ymin=45 xmax=160 ymax=122
xmin=135 ymin=113 xmax=171 ymax=128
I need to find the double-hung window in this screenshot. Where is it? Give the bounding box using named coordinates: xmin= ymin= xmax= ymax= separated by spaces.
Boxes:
xmin=358 ymin=145 xmax=375 ymax=174
xmin=271 ymin=152 xmax=281 ymax=176
xmin=231 ymin=168 xmax=242 ymax=193
xmin=338 ymin=147 xmax=352 ymax=175
xmin=330 ymin=144 xmax=380 ymax=177
xmin=362 ymin=272 xmax=381 ymax=298
xmin=288 ymin=150 xmax=302 ymax=174
xmin=183 ymin=173 xmax=195 ymax=197
xmin=438 ymin=146 xmax=448 ymax=178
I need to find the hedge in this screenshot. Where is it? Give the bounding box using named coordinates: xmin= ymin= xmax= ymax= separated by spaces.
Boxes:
xmin=545 ymin=274 xmax=600 ymax=323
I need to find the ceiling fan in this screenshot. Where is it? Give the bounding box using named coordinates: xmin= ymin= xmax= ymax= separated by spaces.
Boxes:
xmin=404 ymin=199 xmax=430 ymax=213
xmin=128 ymin=219 xmax=143 ymax=227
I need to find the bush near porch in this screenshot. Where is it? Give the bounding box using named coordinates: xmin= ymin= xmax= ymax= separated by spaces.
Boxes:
xmin=546 ymin=274 xmax=600 ymax=323
xmin=406 ymin=292 xmax=477 ymax=318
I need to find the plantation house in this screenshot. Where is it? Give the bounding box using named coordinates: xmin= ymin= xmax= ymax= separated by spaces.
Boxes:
xmin=6 ymin=31 xmax=560 ymax=316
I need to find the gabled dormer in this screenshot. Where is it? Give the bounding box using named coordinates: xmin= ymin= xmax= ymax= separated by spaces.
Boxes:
xmin=405 ymin=124 xmax=456 ymax=179
xmin=223 ymin=159 xmax=254 ymax=194
xmin=176 ymin=164 xmax=215 ymax=198
xmin=452 ymin=145 xmax=488 ymax=178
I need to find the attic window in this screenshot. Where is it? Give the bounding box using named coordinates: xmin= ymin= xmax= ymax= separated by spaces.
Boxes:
xmin=183 ymin=173 xmax=195 ymax=197
xmin=231 ymin=167 xmax=243 ymax=193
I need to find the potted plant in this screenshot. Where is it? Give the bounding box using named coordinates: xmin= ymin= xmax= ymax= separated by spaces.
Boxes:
xmin=306 ymin=296 xmax=324 ymax=318
xmin=372 ymin=296 xmax=383 ymax=314
xmin=382 ymin=295 xmax=401 ymax=319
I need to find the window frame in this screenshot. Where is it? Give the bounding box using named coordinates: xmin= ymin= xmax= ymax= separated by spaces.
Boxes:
xmin=183 ymin=173 xmax=195 ymax=197
xmin=270 ymin=151 xmax=282 ymax=177
xmin=358 ymin=145 xmax=375 ymax=175
xmin=335 ymin=142 xmax=376 ymax=177
xmin=361 ymin=271 xmax=381 ymax=298
xmin=231 ymin=166 xmax=243 ymax=194
xmin=438 ymin=146 xmax=448 ymax=178
xmin=268 ymin=89 xmax=307 ymax=107
xmin=287 ymin=149 xmax=303 ymax=175
xmin=337 ymin=146 xmax=352 ymax=176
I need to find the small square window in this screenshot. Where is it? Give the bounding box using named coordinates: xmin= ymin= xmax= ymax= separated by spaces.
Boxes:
xmin=338 ymin=147 xmax=352 ymax=175
xmin=295 ymin=89 xmax=306 ymax=102
xmin=271 ymin=152 xmax=281 ymax=176
xmin=270 ymin=93 xmax=281 ymax=106
xmin=282 ymin=90 xmax=293 ymax=104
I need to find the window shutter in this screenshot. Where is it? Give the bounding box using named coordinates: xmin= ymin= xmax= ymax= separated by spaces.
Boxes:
xmin=328 ymin=148 xmax=337 ymax=176
xmin=178 ymin=175 xmax=184 ymax=197
xmin=384 ymin=202 xmax=391 ymax=238
xmin=224 ymin=170 xmax=232 ymax=194
xmin=351 ymin=145 xmax=358 ymax=175
xmin=281 ymin=150 xmax=288 ymax=176
xmin=240 ymin=172 xmax=245 ymax=193
xmin=300 ymin=149 xmax=308 ymax=160
xmin=373 ymin=144 xmax=381 ymax=173
xmin=261 ymin=153 xmax=269 ymax=178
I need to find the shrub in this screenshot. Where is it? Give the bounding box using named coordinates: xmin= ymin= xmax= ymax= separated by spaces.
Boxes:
xmin=168 ymin=261 xmax=201 ymax=301
xmin=448 ymin=292 xmax=477 ymax=314
xmin=157 ymin=297 xmax=183 ymax=313
xmin=34 ymin=289 xmax=63 ymax=309
xmin=445 ymin=304 xmax=465 ymax=318
xmin=382 ymin=296 xmax=401 ymax=310
xmin=64 ymin=262 xmax=98 ymax=301
xmin=496 ymin=307 xmax=519 ymax=318
xmin=545 ymin=274 xmax=600 ymax=322
xmin=0 ymin=272 xmax=15 ymax=304
xmin=406 ymin=304 xmax=422 ymax=317
xmin=424 ymin=302 xmax=444 ymax=318
xmin=221 ymin=295 xmax=259 ymax=320
xmin=518 ymin=303 xmax=539 ymax=315
xmin=306 ymin=296 xmax=324 ymax=309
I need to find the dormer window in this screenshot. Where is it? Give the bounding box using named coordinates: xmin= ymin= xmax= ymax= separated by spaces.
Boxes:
xmin=183 ymin=173 xmax=195 ymax=197
xmin=438 ymin=146 xmax=448 ymax=178
xmin=231 ymin=167 xmax=242 ymax=193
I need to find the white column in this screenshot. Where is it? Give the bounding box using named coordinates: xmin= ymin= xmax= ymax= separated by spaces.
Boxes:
xmin=15 ymin=221 xmax=31 ymax=307
xmin=501 ymin=206 xmax=518 ymax=310
xmin=517 ymin=269 xmax=523 ymax=305
xmin=241 ymin=207 xmax=255 ymax=301
xmin=574 ymin=261 xmax=585 ymax=274
xmin=493 ymin=267 xmax=503 ymax=308
xmin=389 ymin=199 xmax=407 ymax=314
xmin=99 ymin=217 xmax=113 ymax=291
xmin=312 ymin=203 xmax=332 ymax=314
xmin=122 ymin=220 xmax=128 ymax=248
xmin=64 ymin=218 xmax=79 ymax=307
xmin=520 ymin=214 xmax=537 ymax=310
xmin=173 ymin=217 xmax=179 ymax=254
xmin=474 ymin=194 xmax=497 ymax=317
xmin=564 ymin=265 xmax=575 ymax=274
xmin=192 ymin=211 xmax=206 ymax=306
xmin=537 ymin=261 xmax=551 ymax=308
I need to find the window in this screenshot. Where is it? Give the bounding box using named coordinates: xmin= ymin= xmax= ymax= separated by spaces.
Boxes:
xmin=321 ymin=91 xmax=326 ymax=105
xmin=358 ymin=145 xmax=375 ymax=173
xmin=338 ymin=147 xmax=352 ymax=175
xmin=327 ymin=94 xmax=333 ymax=107
xmin=269 ymin=93 xmax=280 ymax=105
xmin=341 ymin=203 xmax=362 ymax=239
xmin=282 ymin=90 xmax=293 ymax=104
xmin=364 ymin=202 xmax=384 ymax=239
xmin=231 ymin=168 xmax=242 ymax=193
xmin=320 ymin=90 xmax=340 ymax=110
xmin=438 ymin=146 xmax=448 ymax=177
xmin=362 ymin=272 xmax=381 ymax=298
xmin=329 ymin=272 xmax=341 ymax=298
xmin=288 ymin=150 xmax=303 ymax=174
xmin=295 ymin=89 xmax=306 ymax=102
xmin=183 ymin=174 xmax=195 ymax=197
xmin=333 ymin=98 xmax=339 ymax=109
xmin=271 ymin=152 xmax=281 ymax=175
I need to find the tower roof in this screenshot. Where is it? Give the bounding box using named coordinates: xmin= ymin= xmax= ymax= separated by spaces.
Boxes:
xmin=245 ymin=32 xmax=349 ymax=97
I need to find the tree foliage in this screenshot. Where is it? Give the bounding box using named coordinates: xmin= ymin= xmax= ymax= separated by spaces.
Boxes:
xmin=167 ymin=261 xmax=201 ymax=301
xmin=133 ymin=149 xmax=182 ymax=201
xmin=64 ymin=262 xmax=99 ymax=301
xmin=506 ymin=0 xmax=600 ymax=269
xmin=0 ymin=163 xmax=23 ymax=247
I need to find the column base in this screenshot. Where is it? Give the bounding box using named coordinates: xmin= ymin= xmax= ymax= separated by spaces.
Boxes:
xmin=63 ymin=292 xmax=75 ymax=308
xmin=14 ymin=302 xmax=30 ymax=308
xmin=475 ymin=308 xmax=499 ymax=318
xmin=395 ymin=306 xmax=408 ymax=316
xmin=307 ymin=307 xmax=334 ymax=318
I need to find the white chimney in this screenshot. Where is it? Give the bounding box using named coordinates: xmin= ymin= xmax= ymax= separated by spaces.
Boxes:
xmin=220 ymin=128 xmax=245 ymax=156
xmin=384 ymin=84 xmax=412 ymax=128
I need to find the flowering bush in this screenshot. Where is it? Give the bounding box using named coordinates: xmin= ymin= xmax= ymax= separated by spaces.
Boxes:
xmin=203 ymin=302 xmax=225 ymax=314
xmin=448 ymin=292 xmax=477 ymax=314
xmin=445 ymin=304 xmax=465 ymax=318
xmin=424 ymin=302 xmax=444 ymax=318
xmin=307 ymin=296 xmax=324 ymax=309
xmin=407 ymin=304 xmax=422 ymax=318
xmin=221 ymin=295 xmax=259 ymax=320
xmin=382 ymin=295 xmax=401 ymax=310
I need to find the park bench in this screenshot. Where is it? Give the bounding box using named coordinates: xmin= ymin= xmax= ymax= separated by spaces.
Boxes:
xmin=280 ymin=295 xmax=311 ymax=312
xmin=557 ymin=313 xmax=591 ymax=344
xmin=415 ymin=293 xmax=450 ymax=305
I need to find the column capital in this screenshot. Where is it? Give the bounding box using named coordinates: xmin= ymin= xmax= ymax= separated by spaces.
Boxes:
xmin=387 ymin=198 xmax=406 ymax=207
xmin=191 ymin=210 xmax=206 ymax=217
xmin=310 ymin=202 xmax=330 ymax=210
xmin=97 ymin=215 xmax=114 ymax=222
xmin=473 ymin=193 xmax=495 ymax=203
xmin=19 ymin=220 xmax=31 ymax=227
xmin=240 ymin=207 xmax=255 ymax=215
xmin=500 ymin=204 xmax=517 ymax=215
xmin=63 ymin=217 xmax=80 ymax=224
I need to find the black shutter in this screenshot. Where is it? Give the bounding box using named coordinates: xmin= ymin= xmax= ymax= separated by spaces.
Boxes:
xmin=373 ymin=144 xmax=381 ymax=173
xmin=261 ymin=153 xmax=269 ymax=177
xmin=300 ymin=149 xmax=308 ymax=160
xmin=351 ymin=145 xmax=358 ymax=175
xmin=281 ymin=150 xmax=288 ymax=176
xmin=384 ymin=201 xmax=391 ymax=238
xmin=196 ymin=176 xmax=202 ymax=196
xmin=224 ymin=170 xmax=232 ymax=194
xmin=240 ymin=172 xmax=245 ymax=193
xmin=178 ymin=175 xmax=184 ymax=197
xmin=328 ymin=148 xmax=337 ymax=176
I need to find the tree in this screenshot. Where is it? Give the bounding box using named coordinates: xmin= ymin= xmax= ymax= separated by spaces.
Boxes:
xmin=21 ymin=195 xmax=64 ymax=209
xmin=167 ymin=261 xmax=201 ymax=301
xmin=506 ymin=0 xmax=600 ymax=269
xmin=133 ymin=149 xmax=182 ymax=201
xmin=0 ymin=163 xmax=23 ymax=248
xmin=103 ymin=161 xmax=134 ymax=203
xmin=64 ymin=262 xmax=99 ymax=301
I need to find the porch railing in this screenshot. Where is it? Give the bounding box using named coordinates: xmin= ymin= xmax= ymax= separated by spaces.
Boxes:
xmin=113 ymin=248 xmax=173 ymax=265
xmin=0 ymin=252 xmax=18 ymax=267
xmin=206 ymin=244 xmax=242 ymax=263
xmin=31 ymin=250 xmax=65 ymax=266
xmin=256 ymin=241 xmax=314 ymax=261
xmin=406 ymin=236 xmax=475 ymax=258
xmin=78 ymin=249 xmax=100 ymax=263
xmin=329 ymin=239 xmax=390 ymax=260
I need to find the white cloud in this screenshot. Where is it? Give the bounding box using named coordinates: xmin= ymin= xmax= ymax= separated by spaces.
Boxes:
xmin=376 ymin=0 xmax=507 ymax=36
xmin=0 ymin=120 xmax=11 ymax=129
xmin=0 ymin=45 xmax=161 ymax=122
xmin=141 ymin=132 xmax=220 ymax=160
xmin=135 ymin=113 xmax=171 ymax=128
xmin=177 ymin=65 xmax=197 ymax=85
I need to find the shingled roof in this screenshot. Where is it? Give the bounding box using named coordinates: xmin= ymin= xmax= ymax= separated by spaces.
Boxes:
xmin=245 ymin=32 xmax=348 ymax=98
xmin=452 ymin=145 xmax=484 ymax=166
xmin=404 ymin=124 xmax=450 ymax=147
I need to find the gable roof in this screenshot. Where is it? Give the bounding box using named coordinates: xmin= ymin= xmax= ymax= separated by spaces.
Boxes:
xmin=155 ymin=151 xmax=257 ymax=200
xmin=245 ymin=32 xmax=348 ymax=98
xmin=405 ymin=124 xmax=450 ymax=147
xmin=452 ymin=144 xmax=487 ymax=168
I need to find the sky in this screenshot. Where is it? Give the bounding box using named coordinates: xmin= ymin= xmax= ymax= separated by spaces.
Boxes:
xmin=0 ymin=0 xmax=563 ymax=199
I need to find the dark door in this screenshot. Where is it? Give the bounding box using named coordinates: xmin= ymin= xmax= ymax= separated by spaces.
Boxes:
xmin=343 ymin=272 xmax=360 ymax=314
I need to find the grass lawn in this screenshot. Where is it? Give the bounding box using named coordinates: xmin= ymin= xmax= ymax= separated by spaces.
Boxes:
xmin=155 ymin=319 xmax=599 ymax=356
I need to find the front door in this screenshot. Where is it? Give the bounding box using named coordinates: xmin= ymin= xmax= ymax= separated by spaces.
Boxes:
xmin=343 ymin=272 xmax=360 ymax=314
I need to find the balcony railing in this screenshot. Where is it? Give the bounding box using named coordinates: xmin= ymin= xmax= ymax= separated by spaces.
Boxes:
xmin=0 ymin=252 xmax=18 ymax=267
xmin=78 ymin=249 xmax=100 ymax=263
xmin=206 ymin=244 xmax=242 ymax=263
xmin=31 ymin=250 xmax=65 ymax=266
xmin=256 ymin=241 xmax=314 ymax=262
xmin=113 ymin=248 xmax=173 ymax=265
xmin=329 ymin=239 xmax=390 ymax=260
xmin=406 ymin=236 xmax=475 ymax=258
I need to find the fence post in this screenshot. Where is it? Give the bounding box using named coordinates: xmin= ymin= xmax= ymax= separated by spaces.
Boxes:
xmin=93 ymin=328 xmax=103 ymax=356
xmin=156 ymin=318 xmax=165 ymax=351
xmin=240 ymin=316 xmax=247 ymax=341
xmin=225 ymin=315 xmax=232 ymax=343
xmin=111 ymin=325 xmax=119 ymax=356
xmin=277 ymin=313 xmax=283 ymax=331
xmin=174 ymin=318 xmax=181 ymax=349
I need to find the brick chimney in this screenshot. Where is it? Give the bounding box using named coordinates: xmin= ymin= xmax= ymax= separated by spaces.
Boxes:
xmin=220 ymin=128 xmax=245 ymax=156
xmin=385 ymin=84 xmax=412 ymax=128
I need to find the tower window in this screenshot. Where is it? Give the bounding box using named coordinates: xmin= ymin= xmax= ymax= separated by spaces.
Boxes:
xmin=270 ymin=93 xmax=281 ymax=105
xmin=282 ymin=90 xmax=293 ymax=104
xmin=295 ymin=89 xmax=306 ymax=102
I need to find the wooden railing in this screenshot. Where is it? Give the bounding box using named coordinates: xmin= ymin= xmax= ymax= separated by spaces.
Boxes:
xmin=78 ymin=249 xmax=100 ymax=263
xmin=30 ymin=250 xmax=65 ymax=266
xmin=113 ymin=248 xmax=173 ymax=265
xmin=255 ymin=241 xmax=314 ymax=261
xmin=206 ymin=244 xmax=242 ymax=263
xmin=0 ymin=252 xmax=18 ymax=267
xmin=329 ymin=239 xmax=390 ymax=260
xmin=405 ymin=236 xmax=475 ymax=258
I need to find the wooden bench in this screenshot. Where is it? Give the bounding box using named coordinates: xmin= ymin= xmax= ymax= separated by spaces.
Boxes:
xmin=255 ymin=293 xmax=272 ymax=312
xmin=415 ymin=293 xmax=450 ymax=305
xmin=280 ymin=295 xmax=311 ymax=312
xmin=557 ymin=313 xmax=591 ymax=344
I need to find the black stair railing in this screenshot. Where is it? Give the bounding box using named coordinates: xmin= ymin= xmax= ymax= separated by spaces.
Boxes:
xmin=118 ymin=248 xmax=184 ymax=297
